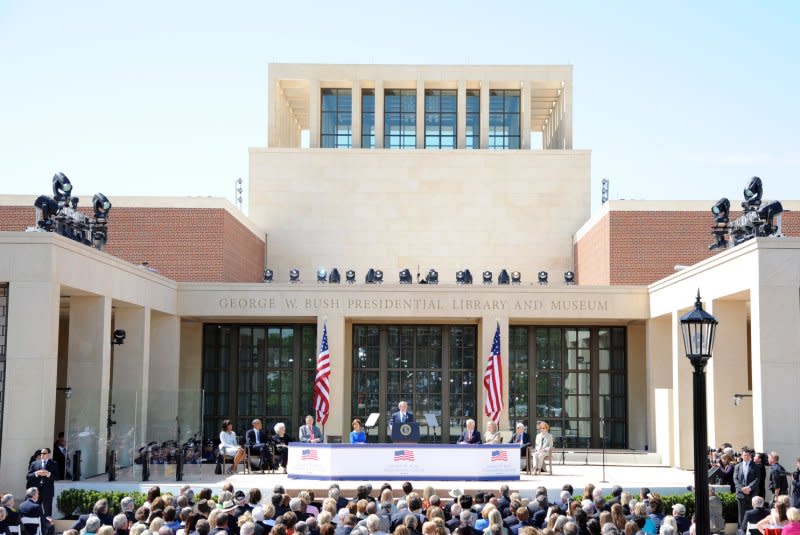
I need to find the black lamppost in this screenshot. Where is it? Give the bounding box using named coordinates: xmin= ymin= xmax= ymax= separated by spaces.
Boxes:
xmin=679 ymin=291 xmax=718 ymax=535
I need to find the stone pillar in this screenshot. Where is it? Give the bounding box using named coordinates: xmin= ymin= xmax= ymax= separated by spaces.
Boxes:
xmin=374 ymin=80 xmax=384 ymax=149
xmin=479 ymin=316 xmax=509 ymax=429
xmin=479 ymin=81 xmax=489 ymax=149
xmin=646 ymin=314 xmax=673 ymax=465
xmin=416 ymin=80 xmax=425 ymax=149
xmin=671 ymin=309 xmax=695 ymax=469
xmin=110 ymin=306 xmax=150 ymax=466
xmin=147 ymin=312 xmax=180 ymax=442
xmin=179 ymin=320 xmax=203 ymax=441
xmin=751 ymin=255 xmax=800 ymax=454
xmin=521 ymin=81 xmax=532 ymax=149
xmin=457 ymin=80 xmax=467 ymax=149
xmin=626 ymin=324 xmax=648 ymax=450
xmin=318 ymin=315 xmax=346 ymax=440
xmin=351 ymin=81 xmax=361 ymax=149
xmin=309 ymin=79 xmax=320 ymax=148
xmin=67 ymin=295 xmax=112 ymax=476
xmin=706 ymin=299 xmax=752 ymax=449
xmin=563 ymin=80 xmax=573 ymax=149
xmin=1 ymin=281 xmax=60 ymax=494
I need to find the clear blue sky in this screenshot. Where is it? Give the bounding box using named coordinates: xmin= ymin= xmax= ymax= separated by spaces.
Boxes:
xmin=1 ymin=1 xmax=798 ymax=211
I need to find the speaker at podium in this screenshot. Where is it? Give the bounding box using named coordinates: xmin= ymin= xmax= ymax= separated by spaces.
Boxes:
xmin=391 ymin=421 xmax=420 ymax=443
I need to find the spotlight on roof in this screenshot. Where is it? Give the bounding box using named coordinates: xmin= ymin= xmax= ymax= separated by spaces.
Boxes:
xmin=263 ymin=268 xmax=274 ymax=283
xmin=425 ymin=269 xmax=439 ymax=284
xmin=482 ymin=271 xmax=493 ymax=285
xmin=52 ymin=172 xmax=73 ymax=202
xmin=289 ymin=269 xmax=300 ymax=283
xmin=399 ymin=269 xmax=413 ymax=284
xmin=538 ymin=271 xmax=549 ymax=285
xmin=511 ymin=271 xmax=522 ymax=284
xmin=328 ymin=268 xmax=341 ymax=283
xmin=112 ymin=329 xmax=126 ymax=346
xmin=316 ymin=268 xmax=328 ymax=283
xmin=712 ymin=197 xmax=730 ymax=224
xmin=742 ymin=176 xmax=763 ymax=209
xmin=758 ymin=200 xmax=784 ymax=235
xmin=92 ymin=193 xmax=112 ymax=219
xmin=498 ymin=269 xmax=510 ymax=285
xmin=345 ymin=270 xmax=356 ymax=284
xmin=564 ymin=271 xmax=576 ymax=285
xmin=456 ymin=269 xmax=473 ymax=285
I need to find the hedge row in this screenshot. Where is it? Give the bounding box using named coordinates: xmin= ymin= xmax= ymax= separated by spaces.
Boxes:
xmin=57 ymin=489 xmax=740 ymax=524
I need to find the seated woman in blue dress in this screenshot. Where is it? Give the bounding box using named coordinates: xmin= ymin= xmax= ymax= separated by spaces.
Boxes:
xmin=349 ymin=418 xmax=367 ymax=444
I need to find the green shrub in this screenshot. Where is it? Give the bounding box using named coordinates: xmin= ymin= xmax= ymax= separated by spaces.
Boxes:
xmin=57 ymin=489 xmax=147 ymax=517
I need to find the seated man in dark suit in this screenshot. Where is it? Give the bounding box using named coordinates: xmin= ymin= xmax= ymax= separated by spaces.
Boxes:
xmin=510 ymin=423 xmax=530 ymax=470
xmin=509 ymin=507 xmax=534 ymax=535
xmin=19 ymin=487 xmax=53 ymax=535
xmin=742 ymin=496 xmax=770 ymax=530
xmin=457 ymin=419 xmax=482 ymax=445
xmin=245 ymin=419 xmax=271 ymax=471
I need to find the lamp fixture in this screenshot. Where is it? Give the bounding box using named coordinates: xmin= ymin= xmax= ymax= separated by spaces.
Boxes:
xmin=482 ymin=271 xmax=493 ymax=285
xmin=289 ymin=268 xmax=300 ymax=283
xmin=345 ymin=270 xmax=356 ymax=284
xmin=316 ymin=268 xmax=328 ymax=283
xmin=425 ymin=269 xmax=439 ymax=284
xmin=263 ymin=268 xmax=274 ymax=282
xmin=564 ymin=271 xmax=575 ymax=285
xmin=511 ymin=271 xmax=522 ymax=284
xmin=538 ymin=271 xmax=549 ymax=285
xmin=399 ymin=269 xmax=413 ymax=284
xmin=456 ymin=269 xmax=473 ymax=284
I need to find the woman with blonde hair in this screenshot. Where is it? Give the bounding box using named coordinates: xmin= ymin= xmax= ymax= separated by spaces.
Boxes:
xmin=485 ymin=509 xmax=508 ymax=535
xmin=610 ymin=504 xmax=626 ymax=531
xmin=484 ymin=420 xmax=502 ymax=444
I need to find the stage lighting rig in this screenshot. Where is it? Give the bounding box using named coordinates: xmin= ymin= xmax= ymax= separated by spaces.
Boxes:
xmin=709 ymin=176 xmax=783 ymax=250
xmin=328 ymin=268 xmax=341 ymax=283
xmin=399 ymin=269 xmax=413 ymax=284
xmin=498 ymin=269 xmax=510 ymax=285
xmin=456 ymin=269 xmax=473 ymax=284
xmin=30 ymin=173 xmax=112 ymax=250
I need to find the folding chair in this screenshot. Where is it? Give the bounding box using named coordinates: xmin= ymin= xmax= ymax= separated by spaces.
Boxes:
xmin=21 ymin=517 xmax=42 ymax=535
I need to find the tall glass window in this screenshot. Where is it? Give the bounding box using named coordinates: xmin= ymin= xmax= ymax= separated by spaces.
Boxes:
xmin=489 ymin=89 xmax=520 ymax=149
xmin=508 ymin=326 xmax=627 ymax=449
xmin=384 ymin=89 xmax=416 ymax=148
xmin=424 ymin=89 xmax=456 ymax=149
xmin=321 ymin=88 xmax=352 ymax=148
xmin=202 ymin=324 xmax=316 ymax=440
xmin=361 ymin=89 xmax=375 ymax=148
xmin=352 ymin=324 xmax=477 ymax=443
xmin=465 ymin=90 xmax=480 ymax=149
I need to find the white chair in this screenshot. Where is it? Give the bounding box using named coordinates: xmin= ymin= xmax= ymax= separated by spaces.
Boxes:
xmin=21 ymin=516 xmax=42 ymax=535
xmin=7 ymin=525 xmax=21 ymax=535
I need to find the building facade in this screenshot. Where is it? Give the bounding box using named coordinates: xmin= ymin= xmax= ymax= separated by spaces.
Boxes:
xmin=1 ymin=64 xmax=798 ymax=493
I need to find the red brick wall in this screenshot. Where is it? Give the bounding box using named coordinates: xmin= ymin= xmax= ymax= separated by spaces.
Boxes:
xmin=574 ymin=213 xmax=610 ymax=285
xmin=0 ymin=205 xmax=265 ymax=282
xmin=607 ymin=210 xmax=800 ymax=285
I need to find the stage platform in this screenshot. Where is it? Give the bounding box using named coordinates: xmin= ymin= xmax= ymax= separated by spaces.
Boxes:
xmin=54 ymin=451 xmax=697 ymax=518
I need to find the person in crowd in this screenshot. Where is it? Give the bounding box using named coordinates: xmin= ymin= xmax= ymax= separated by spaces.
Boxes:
xmin=246 ymin=419 xmax=271 ymax=471
xmin=670 ymin=504 xmax=690 ymax=534
xmin=112 ymin=513 xmax=129 ymax=535
xmin=26 ymin=448 xmax=57 ymax=516
xmin=390 ymin=402 xmax=414 ymax=428
xmin=19 ymin=487 xmax=52 ymax=535
xmin=782 ymin=508 xmax=800 ymax=535
xmin=350 ymin=420 xmax=367 ymax=444
xmin=509 ymin=423 xmax=530 ymax=471
xmin=532 ymin=422 xmax=554 ymax=475
xmin=509 ymin=508 xmax=532 ymax=535
xmin=272 ymin=423 xmax=292 ymax=473
xmin=715 ymin=453 xmax=736 ymax=493
xmin=768 ymin=452 xmax=789 ymax=505
xmin=743 ymin=496 xmax=771 ymax=528
xmin=299 ymin=416 xmax=323 ymax=444
xmin=1 ymin=494 xmax=20 ymax=530
xmin=458 ymin=420 xmax=482 ymax=445
xmin=736 ymin=448 xmax=762 ymax=526
xmin=793 ymin=459 xmax=800 ymax=509
xmin=53 ymin=433 xmax=70 ymax=480
xmin=642 ymin=495 xmax=664 ymax=535
xmin=755 ymin=496 xmax=791 ymax=532
xmin=484 ymin=421 xmax=502 ymax=445
xmin=219 ymin=420 xmax=245 ymax=475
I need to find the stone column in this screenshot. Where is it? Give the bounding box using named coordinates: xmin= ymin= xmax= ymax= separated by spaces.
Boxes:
xmin=521 ymin=81 xmax=532 ymax=149
xmin=416 ymin=79 xmax=425 ymax=149
xmin=626 ymin=324 xmax=648 ymax=450
xmin=706 ymin=299 xmax=752 ymax=449
xmin=179 ymin=320 xmax=203 ymax=441
xmin=110 ymin=306 xmax=150 ymax=466
xmin=374 ymin=80 xmax=384 ymax=149
xmin=147 ymin=312 xmax=180 ymax=443
xmin=351 ymin=81 xmax=361 ymax=149
xmin=67 ymin=295 xmax=112 ymax=476
xmin=457 ymin=80 xmax=466 ymax=149
xmin=309 ymin=79 xmax=320 ymax=148
xmin=479 ymin=316 xmax=509 ymax=429
xmin=318 ymin=315 xmax=346 ymax=440
xmin=563 ymin=80 xmax=573 ymax=149
xmin=646 ymin=314 xmax=673 ymax=465
xmin=1 ymin=281 xmax=60 ymax=494
xmin=480 ymin=81 xmax=489 ymax=149
xmin=671 ymin=309 xmax=696 ymax=469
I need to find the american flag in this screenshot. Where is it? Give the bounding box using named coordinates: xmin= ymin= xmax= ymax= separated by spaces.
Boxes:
xmin=483 ymin=323 xmax=504 ymax=424
xmin=491 ymin=450 xmax=508 ymax=462
xmin=300 ymin=449 xmax=318 ymax=461
xmin=313 ymin=323 xmax=331 ymax=425
xmin=393 ymin=449 xmax=415 ymax=462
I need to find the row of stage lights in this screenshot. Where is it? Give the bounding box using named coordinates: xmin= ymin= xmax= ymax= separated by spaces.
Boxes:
xmin=263 ymin=267 xmax=576 ymax=285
